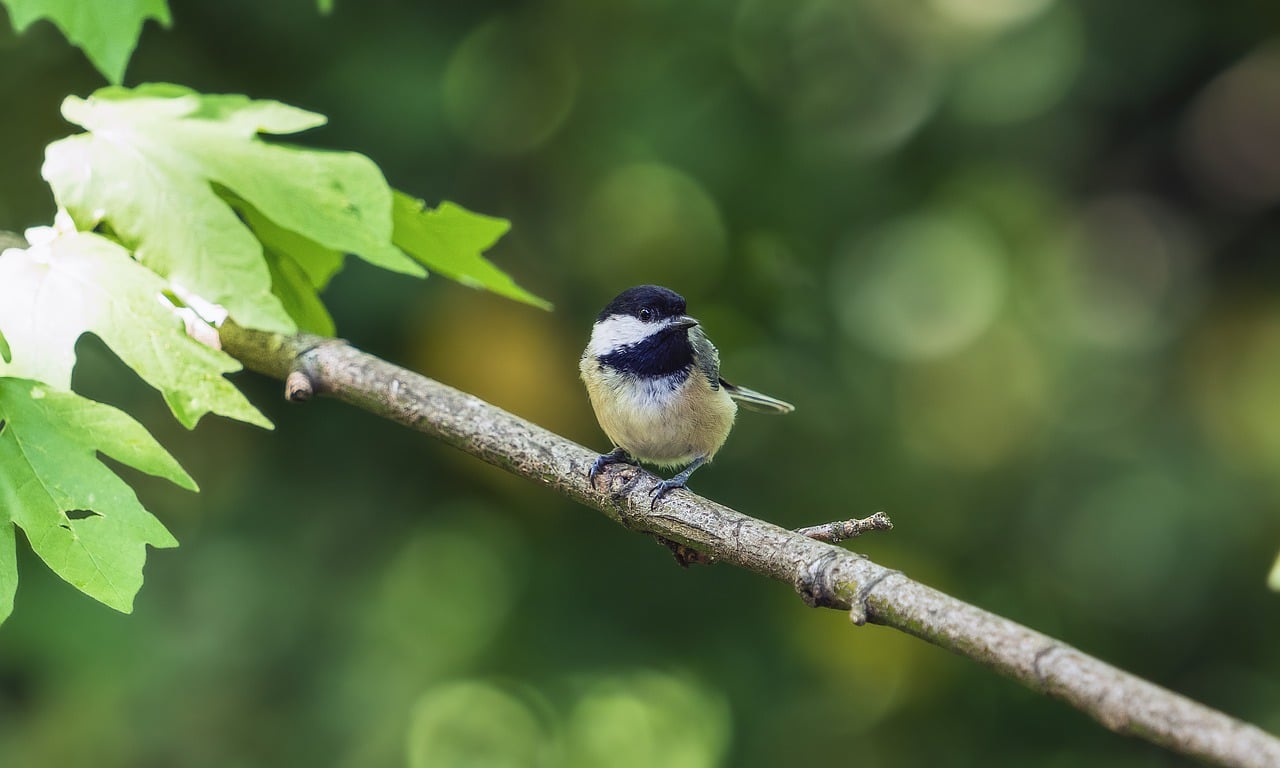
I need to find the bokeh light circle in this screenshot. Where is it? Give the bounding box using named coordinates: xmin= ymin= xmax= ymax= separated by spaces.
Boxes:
xmin=732 ymin=0 xmax=940 ymax=157
xmin=442 ymin=16 xmax=579 ymax=155
xmin=576 ymin=162 xmax=727 ymax=292
xmin=408 ymin=681 xmax=551 ymax=767
xmin=833 ymin=211 xmax=1007 ymax=360
xmin=564 ymin=672 xmax=730 ymax=768
xmin=929 ymin=0 xmax=1056 ymax=32
xmin=948 ymin=3 xmax=1083 ymax=125
xmin=1182 ymin=45 xmax=1280 ymax=207
xmin=1039 ymin=195 xmax=1199 ymax=350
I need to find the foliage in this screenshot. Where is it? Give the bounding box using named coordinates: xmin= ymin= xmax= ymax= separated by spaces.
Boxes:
xmin=0 ymin=15 xmax=545 ymax=620
xmin=0 ymin=225 xmax=268 ymax=429
xmin=44 ymin=83 xmax=424 ymax=332
xmin=0 ymin=379 xmax=192 ymax=623
xmin=393 ymin=192 xmax=551 ymax=310
xmin=0 ymin=0 xmax=170 ymax=83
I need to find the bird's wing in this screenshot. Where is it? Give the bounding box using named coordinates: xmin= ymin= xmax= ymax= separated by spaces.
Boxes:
xmin=688 ymin=326 xmax=722 ymax=390
xmin=720 ymin=379 xmax=795 ymax=414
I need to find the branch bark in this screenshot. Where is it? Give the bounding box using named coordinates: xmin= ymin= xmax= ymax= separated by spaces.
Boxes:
xmin=218 ymin=322 xmax=1278 ymax=767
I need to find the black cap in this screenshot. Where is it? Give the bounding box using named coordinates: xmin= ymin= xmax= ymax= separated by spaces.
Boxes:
xmin=596 ymin=285 xmax=687 ymax=323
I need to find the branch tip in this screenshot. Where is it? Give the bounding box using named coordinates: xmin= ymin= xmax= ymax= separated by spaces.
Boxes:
xmin=797 ymin=511 xmax=893 ymax=543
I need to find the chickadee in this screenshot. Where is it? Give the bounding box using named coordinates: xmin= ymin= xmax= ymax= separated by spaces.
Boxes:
xmin=580 ymin=285 xmax=794 ymax=504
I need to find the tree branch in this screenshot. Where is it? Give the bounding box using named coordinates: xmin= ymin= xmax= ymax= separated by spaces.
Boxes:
xmin=213 ymin=322 xmax=1277 ymax=766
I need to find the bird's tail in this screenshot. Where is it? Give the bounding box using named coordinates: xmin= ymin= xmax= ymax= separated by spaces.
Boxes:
xmin=721 ymin=379 xmax=795 ymax=414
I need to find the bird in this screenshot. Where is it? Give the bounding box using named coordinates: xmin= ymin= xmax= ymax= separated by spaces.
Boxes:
xmin=580 ymin=285 xmax=794 ymax=505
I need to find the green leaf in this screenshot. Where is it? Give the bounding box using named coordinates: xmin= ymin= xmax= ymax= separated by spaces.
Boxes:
xmin=43 ymin=83 xmax=425 ymax=334
xmin=0 ymin=522 xmax=15 ymax=625
xmin=0 ymin=326 xmax=9 ymax=364
xmin=1270 ymin=550 xmax=1280 ymax=591
xmin=0 ymin=378 xmax=190 ymax=616
xmin=235 ymin=197 xmax=345 ymax=290
xmin=1 ymin=0 xmax=171 ymax=84
xmin=233 ymin=197 xmax=341 ymax=335
xmin=264 ymin=252 xmax=337 ymax=336
xmin=393 ymin=191 xmax=551 ymax=310
xmin=0 ymin=229 xmax=270 ymax=430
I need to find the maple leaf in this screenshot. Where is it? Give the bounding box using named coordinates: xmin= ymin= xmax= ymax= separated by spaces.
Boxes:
xmin=0 ymin=379 xmax=192 ymax=621
xmin=43 ymin=83 xmax=424 ymax=333
xmin=1 ymin=0 xmax=171 ymax=83
xmin=393 ymin=191 xmax=550 ymax=310
xmin=0 ymin=228 xmax=269 ymax=429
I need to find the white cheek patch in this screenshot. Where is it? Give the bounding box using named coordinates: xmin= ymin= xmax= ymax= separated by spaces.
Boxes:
xmin=588 ymin=314 xmax=654 ymax=357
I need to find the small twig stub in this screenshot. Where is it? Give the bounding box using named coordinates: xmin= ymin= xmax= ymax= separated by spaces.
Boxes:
xmin=796 ymin=512 xmax=893 ymax=543
xmin=285 ymin=369 xmax=315 ymax=401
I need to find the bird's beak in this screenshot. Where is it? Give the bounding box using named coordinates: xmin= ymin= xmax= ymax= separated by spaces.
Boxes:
xmin=671 ymin=315 xmax=699 ymax=330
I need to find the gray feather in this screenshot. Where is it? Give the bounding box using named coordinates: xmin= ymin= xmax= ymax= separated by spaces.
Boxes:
xmin=721 ymin=380 xmax=795 ymax=414
xmin=688 ymin=326 xmax=722 ymax=390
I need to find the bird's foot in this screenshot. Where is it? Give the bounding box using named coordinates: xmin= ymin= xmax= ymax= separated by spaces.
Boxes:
xmin=647 ymin=455 xmax=708 ymax=509
xmin=589 ymin=447 xmax=634 ymax=484
xmin=648 ymin=476 xmax=688 ymax=508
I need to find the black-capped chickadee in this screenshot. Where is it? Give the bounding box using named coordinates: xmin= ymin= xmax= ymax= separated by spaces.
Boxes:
xmin=580 ymin=285 xmax=794 ymax=505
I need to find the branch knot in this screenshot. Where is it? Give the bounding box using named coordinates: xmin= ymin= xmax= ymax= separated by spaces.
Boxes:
xmin=795 ymin=550 xmax=845 ymax=609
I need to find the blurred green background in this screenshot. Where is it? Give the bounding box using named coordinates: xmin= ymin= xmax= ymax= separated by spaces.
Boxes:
xmin=3 ymin=1 xmax=1280 ymax=766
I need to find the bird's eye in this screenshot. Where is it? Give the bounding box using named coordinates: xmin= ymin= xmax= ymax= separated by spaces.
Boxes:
xmin=638 ymin=308 xmax=653 ymax=322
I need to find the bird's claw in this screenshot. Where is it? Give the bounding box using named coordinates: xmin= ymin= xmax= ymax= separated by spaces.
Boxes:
xmin=649 ymin=477 xmax=687 ymax=508
xmin=589 ymin=448 xmax=632 ymax=485
xmin=588 ymin=456 xmax=608 ymax=483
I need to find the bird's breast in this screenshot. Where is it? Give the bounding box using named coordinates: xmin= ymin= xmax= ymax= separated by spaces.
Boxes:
xmin=581 ymin=358 xmax=737 ymax=467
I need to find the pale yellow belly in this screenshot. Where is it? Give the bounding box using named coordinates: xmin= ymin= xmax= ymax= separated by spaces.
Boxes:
xmin=581 ymin=358 xmax=737 ymax=468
